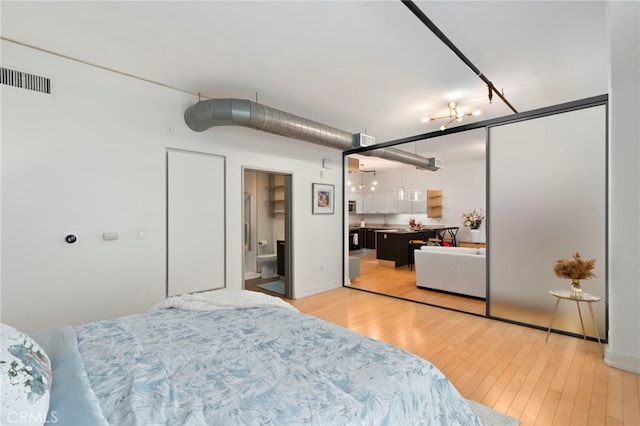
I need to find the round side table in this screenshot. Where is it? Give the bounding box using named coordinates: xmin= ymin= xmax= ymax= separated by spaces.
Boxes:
xmin=546 ymin=290 xmax=603 ymax=354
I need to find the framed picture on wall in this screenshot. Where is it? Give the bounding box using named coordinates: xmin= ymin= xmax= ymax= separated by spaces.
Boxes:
xmin=312 ymin=183 xmax=334 ymax=214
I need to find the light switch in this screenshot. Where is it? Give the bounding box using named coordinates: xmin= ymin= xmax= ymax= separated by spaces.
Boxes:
xmin=137 ymin=228 xmax=145 ymax=240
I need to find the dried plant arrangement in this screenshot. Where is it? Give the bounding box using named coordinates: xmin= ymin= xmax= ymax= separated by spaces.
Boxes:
xmin=553 ymin=251 xmax=596 ymax=280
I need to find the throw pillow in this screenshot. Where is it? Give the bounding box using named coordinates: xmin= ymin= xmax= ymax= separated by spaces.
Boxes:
xmin=1 ymin=324 xmax=52 ymax=426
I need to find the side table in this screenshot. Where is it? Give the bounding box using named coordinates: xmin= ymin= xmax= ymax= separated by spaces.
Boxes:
xmin=546 ymin=290 xmax=603 ymax=354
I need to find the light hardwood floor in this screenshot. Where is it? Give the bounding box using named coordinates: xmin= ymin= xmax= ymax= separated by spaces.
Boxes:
xmin=289 ymin=287 xmax=640 ymax=426
xmin=347 ymin=249 xmax=486 ymax=315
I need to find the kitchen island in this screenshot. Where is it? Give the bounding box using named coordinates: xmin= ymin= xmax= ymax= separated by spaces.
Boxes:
xmin=375 ymin=226 xmax=443 ymax=267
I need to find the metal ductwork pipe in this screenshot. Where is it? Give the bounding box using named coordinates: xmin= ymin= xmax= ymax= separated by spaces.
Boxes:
xmin=184 ymin=98 xmax=441 ymax=170
xmin=364 ymin=147 xmax=442 ymax=171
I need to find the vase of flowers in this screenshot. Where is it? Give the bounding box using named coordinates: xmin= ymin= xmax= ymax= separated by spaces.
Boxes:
xmin=462 ymin=209 xmax=485 ymax=242
xmin=553 ymin=252 xmax=596 ymax=298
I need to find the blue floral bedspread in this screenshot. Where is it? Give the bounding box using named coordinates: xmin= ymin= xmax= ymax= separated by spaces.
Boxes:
xmin=75 ymin=306 xmax=481 ymax=425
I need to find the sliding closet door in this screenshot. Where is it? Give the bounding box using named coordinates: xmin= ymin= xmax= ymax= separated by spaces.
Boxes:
xmin=167 ymin=149 xmax=225 ymax=296
xmin=488 ymin=105 xmax=606 ymax=338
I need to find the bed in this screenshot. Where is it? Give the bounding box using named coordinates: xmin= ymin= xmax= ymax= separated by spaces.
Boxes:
xmin=3 ymin=290 xmax=484 ymax=425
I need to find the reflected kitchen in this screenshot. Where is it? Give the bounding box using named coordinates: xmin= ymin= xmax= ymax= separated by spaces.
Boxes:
xmin=346 ymin=149 xmax=486 ymax=258
xmin=346 ymin=147 xmax=487 ymax=308
xmin=349 ymin=222 xmax=459 ymax=268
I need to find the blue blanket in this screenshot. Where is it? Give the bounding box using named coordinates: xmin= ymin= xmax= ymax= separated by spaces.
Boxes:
xmin=69 ymin=305 xmax=481 ymax=425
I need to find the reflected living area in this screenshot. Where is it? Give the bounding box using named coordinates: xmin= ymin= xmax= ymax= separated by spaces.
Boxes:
xmin=345 ymin=129 xmax=487 ymax=316
xmin=345 ymin=98 xmax=607 ymax=342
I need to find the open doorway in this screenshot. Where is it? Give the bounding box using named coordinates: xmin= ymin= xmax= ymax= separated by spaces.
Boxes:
xmin=243 ymin=168 xmax=293 ymax=299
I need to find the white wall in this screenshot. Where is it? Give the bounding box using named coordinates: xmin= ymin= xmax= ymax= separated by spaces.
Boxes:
xmin=412 ymin=159 xmax=486 ymax=242
xmin=605 ymin=0 xmax=640 ymax=373
xmin=1 ymin=41 xmax=344 ymax=333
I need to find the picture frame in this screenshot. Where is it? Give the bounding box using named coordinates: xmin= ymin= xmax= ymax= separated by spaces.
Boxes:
xmin=312 ymin=183 xmax=334 ymax=214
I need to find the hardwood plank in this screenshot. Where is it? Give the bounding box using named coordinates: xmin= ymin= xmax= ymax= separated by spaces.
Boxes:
xmin=553 ymin=343 xmax=587 ymax=425
xmin=606 ymin=367 xmax=624 ymax=425
xmin=622 ymin=371 xmax=640 ymax=425
xmin=507 ymin=332 xmax=554 ymax=420
xmin=528 ymin=335 xmax=571 ymax=424
xmin=493 ymin=327 xmax=543 ymax=415
xmin=287 ymin=287 xmax=640 ymax=425
xmin=588 ymin=355 xmax=610 ymax=425
xmin=570 ymin=349 xmax=597 ymax=425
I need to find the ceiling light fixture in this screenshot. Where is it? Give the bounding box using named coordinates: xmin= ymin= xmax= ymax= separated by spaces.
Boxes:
xmin=407 ymin=148 xmax=424 ymax=202
xmin=424 ymin=101 xmax=481 ymax=130
xmin=350 ymin=167 xmax=377 ymax=192
xmin=394 ymin=166 xmax=407 ymax=200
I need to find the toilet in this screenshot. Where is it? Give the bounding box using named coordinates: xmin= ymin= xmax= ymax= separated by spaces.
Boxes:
xmin=257 ymin=254 xmax=277 ymax=278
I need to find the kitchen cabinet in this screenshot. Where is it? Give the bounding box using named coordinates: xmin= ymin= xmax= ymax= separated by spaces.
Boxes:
xmin=411 ymin=198 xmax=427 ymax=214
xmin=357 ymin=192 xmax=429 ymax=214
xmin=365 ymin=228 xmax=377 ymax=249
xmin=361 ymin=194 xmax=373 ymax=213
xmin=396 ymin=198 xmax=411 ymax=214
xmin=371 ymin=193 xmax=385 ymax=213
xmin=363 ymin=193 xmax=401 ymax=214
xmin=384 ymin=193 xmax=398 ymax=213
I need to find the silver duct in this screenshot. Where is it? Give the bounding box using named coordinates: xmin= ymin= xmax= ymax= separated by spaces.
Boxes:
xmin=184 ymin=98 xmax=441 ymax=170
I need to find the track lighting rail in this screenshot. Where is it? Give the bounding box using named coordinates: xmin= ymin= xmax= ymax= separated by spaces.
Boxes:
xmin=401 ymin=0 xmax=518 ymax=114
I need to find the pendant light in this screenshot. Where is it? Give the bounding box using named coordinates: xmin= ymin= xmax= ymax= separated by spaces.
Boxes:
xmin=394 ymin=166 xmax=407 ymax=200
xmin=407 ymin=147 xmax=424 ymax=201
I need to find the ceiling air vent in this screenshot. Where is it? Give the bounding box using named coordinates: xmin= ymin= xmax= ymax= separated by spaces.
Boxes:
xmin=353 ymin=133 xmax=376 ymax=148
xmin=1 ymin=66 xmax=51 ymax=94
xmin=425 ymin=157 xmax=443 ymax=171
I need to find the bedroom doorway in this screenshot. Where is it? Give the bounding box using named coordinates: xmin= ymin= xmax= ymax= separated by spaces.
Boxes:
xmin=242 ymin=168 xmax=293 ymax=299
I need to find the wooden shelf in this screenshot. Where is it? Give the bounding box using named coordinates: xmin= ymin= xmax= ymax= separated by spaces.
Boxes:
xmin=266 ymin=175 xmax=286 ymax=217
xmin=348 ymin=157 xmax=360 ymax=174
xmin=427 ymin=189 xmax=442 ymax=218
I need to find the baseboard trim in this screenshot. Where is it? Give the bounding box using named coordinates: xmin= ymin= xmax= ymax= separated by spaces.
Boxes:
xmin=294 ymin=281 xmax=341 ymax=300
xmin=604 ymin=348 xmax=640 ymax=374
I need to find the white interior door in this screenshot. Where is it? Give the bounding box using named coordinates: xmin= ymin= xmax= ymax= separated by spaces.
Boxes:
xmin=167 ymin=149 xmax=225 ymax=296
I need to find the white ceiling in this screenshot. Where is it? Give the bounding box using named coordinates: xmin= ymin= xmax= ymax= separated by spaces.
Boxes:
xmin=1 ymin=1 xmax=608 ymax=167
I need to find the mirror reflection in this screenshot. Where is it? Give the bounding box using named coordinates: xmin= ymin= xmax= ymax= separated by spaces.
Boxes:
xmin=346 ymin=129 xmax=486 ymax=315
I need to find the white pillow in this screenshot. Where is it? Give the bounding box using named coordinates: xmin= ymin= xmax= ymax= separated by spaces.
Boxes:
xmin=1 ymin=324 xmax=52 ymax=426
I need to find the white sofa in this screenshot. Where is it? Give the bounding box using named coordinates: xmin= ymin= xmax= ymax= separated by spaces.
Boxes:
xmin=414 ymin=246 xmax=486 ymax=299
